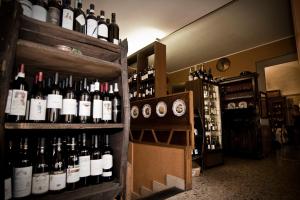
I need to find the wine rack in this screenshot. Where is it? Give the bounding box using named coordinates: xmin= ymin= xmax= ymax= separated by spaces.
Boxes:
xmin=0 ymin=3 xmax=129 ymax=200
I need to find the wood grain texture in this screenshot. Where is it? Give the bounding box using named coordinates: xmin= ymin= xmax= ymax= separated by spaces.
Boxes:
xmin=154 ymin=42 xmax=167 ymax=98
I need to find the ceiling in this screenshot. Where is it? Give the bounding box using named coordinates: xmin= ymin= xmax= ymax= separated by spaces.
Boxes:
xmin=82 ymin=0 xmax=294 ymax=72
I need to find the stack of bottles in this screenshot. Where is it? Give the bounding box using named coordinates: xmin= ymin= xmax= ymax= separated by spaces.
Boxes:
xmin=188 ymin=64 xmax=215 ymax=83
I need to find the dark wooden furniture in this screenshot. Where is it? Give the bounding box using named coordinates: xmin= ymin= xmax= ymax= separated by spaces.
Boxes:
xmin=0 ymin=3 xmax=129 ymax=200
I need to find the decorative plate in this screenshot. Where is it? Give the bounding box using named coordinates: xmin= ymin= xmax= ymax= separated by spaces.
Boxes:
xmin=172 ymin=99 xmax=186 ymax=117
xmin=238 ymin=101 xmax=247 ymax=108
xmin=131 ymin=106 xmax=139 ymax=119
xmin=142 ymin=104 xmax=152 ymax=118
xmin=227 ymin=102 xmax=236 ymax=109
xmin=156 ymin=101 xmax=167 ymax=117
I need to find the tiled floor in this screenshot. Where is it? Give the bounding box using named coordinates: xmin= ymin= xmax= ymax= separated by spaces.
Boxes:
xmin=167 ymin=146 xmax=300 ymax=200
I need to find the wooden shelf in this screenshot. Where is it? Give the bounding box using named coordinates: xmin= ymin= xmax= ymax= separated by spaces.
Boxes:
xmin=223 ymin=95 xmax=254 ymax=101
xmin=16 ymin=40 xmax=122 ymax=80
xmin=5 ymin=123 xmax=124 ymax=130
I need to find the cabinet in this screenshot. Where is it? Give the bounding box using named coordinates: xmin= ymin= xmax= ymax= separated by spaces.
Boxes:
xmin=0 ymin=3 xmax=129 ymax=200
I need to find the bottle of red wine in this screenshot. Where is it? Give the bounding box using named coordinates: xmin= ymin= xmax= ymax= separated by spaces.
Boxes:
xmin=92 ymin=80 xmax=103 ymax=123
xmin=4 ymin=140 xmax=13 ymax=200
xmin=47 ymin=72 xmax=62 ymax=123
xmin=32 ymin=137 xmax=49 ymax=195
xmin=9 ymin=64 xmax=28 ymax=122
xmin=73 ymin=1 xmax=86 ymax=34
xmin=32 ymin=0 xmax=47 ymax=22
xmin=66 ymin=137 xmax=80 ymax=191
xmin=97 ymin=10 xmax=108 ymax=41
xmin=102 ymin=134 xmax=113 ymax=181
xmin=29 ymin=72 xmax=47 ymax=122
xmin=47 ymin=0 xmax=61 ymax=26
xmin=12 ymin=137 xmax=32 ymax=198
xmin=108 ymin=13 xmax=119 ymax=44
xmin=102 ymin=82 xmax=112 ymax=123
xmin=62 ymin=75 xmax=77 ymax=123
xmin=61 ymin=0 xmax=74 ymax=30
xmin=78 ymin=78 xmax=91 ymax=123
xmin=90 ymin=135 xmax=102 ymax=184
xmin=86 ymin=4 xmax=98 ymax=38
xmin=113 ymin=83 xmax=121 ymax=123
xmin=79 ymin=133 xmax=91 ymax=187
xmin=49 ymin=137 xmax=66 ymax=192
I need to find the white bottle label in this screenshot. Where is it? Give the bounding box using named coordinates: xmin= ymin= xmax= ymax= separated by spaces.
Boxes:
xmin=93 ymin=99 xmax=103 ymax=119
xmin=67 ymin=165 xmax=80 ymax=183
xmin=31 ymin=172 xmax=49 ymax=194
xmin=87 ymin=19 xmax=98 ymax=38
xmin=62 ymin=9 xmax=74 ymax=30
xmin=32 ymin=5 xmax=47 ymax=22
xmin=91 ymin=159 xmax=103 ymax=176
xmin=79 ymin=101 xmax=91 ymax=116
xmin=102 ymin=101 xmax=112 ymax=120
xmin=79 ymin=156 xmax=91 ymax=177
xmin=113 ymin=38 xmax=119 ymax=45
xmin=47 ymin=94 xmax=62 ymax=109
xmin=10 ymin=90 xmax=28 ymax=116
xmin=19 ymin=0 xmax=32 ymax=17
xmin=98 ymin=24 xmax=108 ymax=38
xmin=76 ymin=14 xmax=86 ymax=26
xmin=5 ymin=178 xmax=12 ymax=200
xmin=29 ymin=99 xmax=46 ymax=120
xmin=102 ymin=171 xmax=112 ymax=177
xmin=62 ymin=99 xmax=77 ymax=115
xmin=5 ymin=90 xmax=12 ymax=114
xmin=49 ymin=172 xmax=66 ymax=191
xmin=13 ymin=166 xmax=32 ymax=198
xmin=102 ymin=154 xmax=113 ymax=169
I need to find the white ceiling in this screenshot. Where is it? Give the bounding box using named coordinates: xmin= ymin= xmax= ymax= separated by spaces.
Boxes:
xmin=82 ymin=0 xmax=294 ymax=72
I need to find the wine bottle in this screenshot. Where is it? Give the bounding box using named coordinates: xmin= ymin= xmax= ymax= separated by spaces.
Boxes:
xmin=29 ymin=72 xmax=47 ymax=122
xmin=86 ymin=4 xmax=98 ymax=38
xmin=47 ymin=0 xmax=61 ymax=25
xmin=188 ymin=67 xmax=193 ymax=81
xmin=102 ymin=82 xmax=112 ymax=123
xmin=97 ymin=10 xmax=108 ymax=41
xmin=32 ymin=0 xmax=47 ymax=22
xmin=78 ymin=78 xmax=91 ymax=123
xmin=79 ymin=133 xmax=91 ymax=186
xmin=113 ymin=83 xmax=121 ymax=123
xmin=12 ymin=137 xmax=32 ymax=198
xmin=46 ymin=72 xmax=62 ymax=123
xmin=108 ymin=13 xmax=119 ymax=44
xmin=9 ymin=64 xmax=28 ymax=122
xmin=4 ymin=76 xmax=16 ymax=121
xmin=90 ymin=81 xmax=95 ymax=96
xmin=73 ymin=1 xmax=86 ymax=33
xmin=66 ymin=137 xmax=80 ymax=190
xmin=61 ymin=0 xmax=73 ymax=30
xmin=102 ymin=134 xmax=113 ymax=182
xmin=32 ymin=137 xmax=49 ymax=195
xmin=49 ymin=137 xmax=66 ymax=192
xmin=92 ymin=80 xmax=103 ymax=123
xmin=4 ymin=140 xmax=13 ymax=200
xmin=90 ymin=135 xmax=102 ymax=184
xmin=62 ymin=75 xmax=77 ymax=123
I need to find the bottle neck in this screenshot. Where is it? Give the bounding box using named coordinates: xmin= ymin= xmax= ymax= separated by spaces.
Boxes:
xmin=71 ymin=137 xmax=76 ymax=151
xmin=94 ymin=81 xmax=100 ymax=91
xmin=54 ymin=72 xmax=59 ymax=85
xmin=83 ymin=78 xmax=87 ymax=90
xmin=82 ymin=134 xmax=86 ymax=147
xmin=109 ymin=85 xmax=113 ymax=94
xmin=93 ymin=135 xmax=98 ymax=148
xmin=114 ymin=83 xmax=119 ymax=93
xmin=105 ymin=134 xmax=109 ymax=146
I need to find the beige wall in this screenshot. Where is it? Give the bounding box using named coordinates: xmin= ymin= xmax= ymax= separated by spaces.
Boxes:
xmin=167 ymin=37 xmax=297 ymax=93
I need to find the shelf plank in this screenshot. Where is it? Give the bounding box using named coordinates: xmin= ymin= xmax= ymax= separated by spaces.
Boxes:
xmin=16 ymin=40 xmax=122 ymax=80
xmin=5 ymin=123 xmax=124 ymax=130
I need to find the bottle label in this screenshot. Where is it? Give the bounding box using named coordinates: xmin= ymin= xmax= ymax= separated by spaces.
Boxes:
xmin=79 ymin=101 xmax=91 ymax=116
xmin=47 ymin=7 xmax=60 ymax=25
xmin=98 ymin=24 xmax=108 ymax=38
xmin=49 ymin=172 xmax=66 ymax=191
xmin=10 ymin=90 xmax=28 ymax=116
xmin=31 ymin=172 xmax=49 ymax=194
xmin=113 ymin=38 xmax=119 ymax=45
xmin=62 ymin=9 xmax=74 ymax=30
xmin=76 ymin=14 xmax=86 ymax=26
xmin=102 ymin=101 xmax=112 ymax=120
xmin=79 ymin=155 xmax=91 ymax=177
xmin=93 ymin=99 xmax=103 ymax=119
xmin=67 ymin=165 xmax=80 ymax=183
xmin=13 ymin=166 xmax=32 ymax=198
xmin=62 ymin=99 xmax=77 ymax=115
xmin=87 ymin=19 xmax=98 ymax=38
xmin=102 ymin=154 xmax=113 ymax=169
xmin=91 ymin=159 xmax=103 ymax=176
xmin=5 ymin=178 xmax=12 ymax=200
xmin=5 ymin=90 xmax=12 ymax=114
xmin=102 ymin=171 xmax=112 ymax=177
xmin=29 ymin=99 xmax=47 ymax=120
xmin=32 ymin=5 xmax=47 ymax=22
xmin=19 ymin=0 xmax=32 ymax=17
xmin=47 ymin=94 xmax=62 ymax=109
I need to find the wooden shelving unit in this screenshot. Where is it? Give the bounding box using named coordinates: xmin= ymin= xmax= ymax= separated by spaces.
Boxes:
xmin=0 ymin=3 xmax=129 ymax=200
